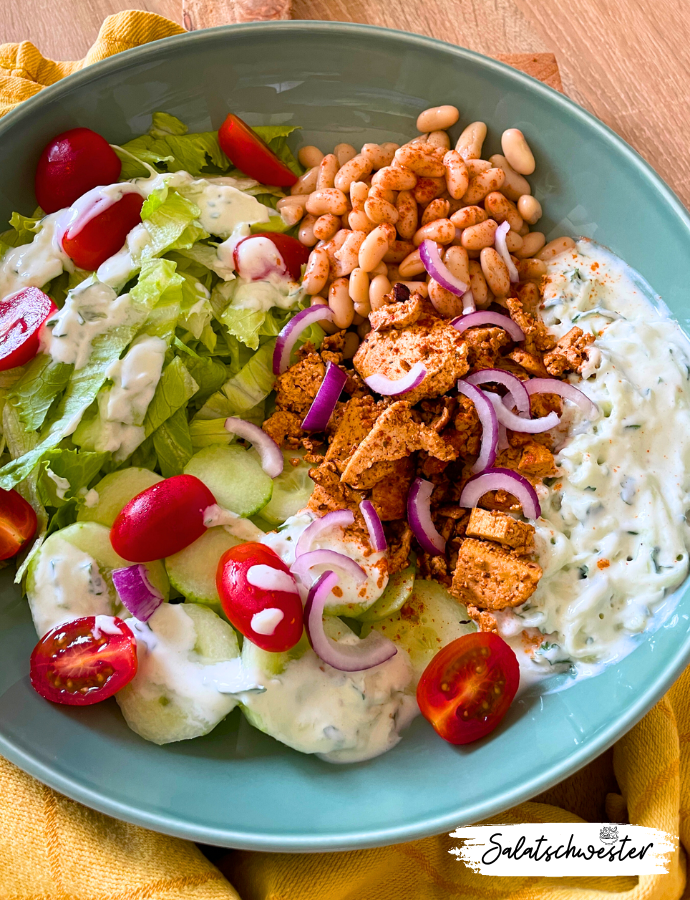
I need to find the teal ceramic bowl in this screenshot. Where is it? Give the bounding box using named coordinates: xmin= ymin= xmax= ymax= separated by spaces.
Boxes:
xmin=1 ymin=21 xmax=689 ymax=852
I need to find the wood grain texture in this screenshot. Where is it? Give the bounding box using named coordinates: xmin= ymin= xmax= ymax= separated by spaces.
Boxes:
xmin=182 ymin=0 xmax=291 ymax=30
xmin=1 ymin=0 xmax=689 ymax=205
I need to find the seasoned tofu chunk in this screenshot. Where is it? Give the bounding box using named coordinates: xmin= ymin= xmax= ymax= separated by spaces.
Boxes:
xmin=369 ymin=293 xmax=425 ymax=332
xmin=274 ymin=352 xmax=326 ymax=416
xmin=543 ymin=326 xmax=595 ymax=376
xmin=450 ymin=538 xmax=542 ymax=609
xmin=465 ymin=508 xmax=535 ymax=554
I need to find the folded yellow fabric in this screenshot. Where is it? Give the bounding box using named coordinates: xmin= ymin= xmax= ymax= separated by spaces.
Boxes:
xmin=0 ymin=10 xmax=687 ymax=900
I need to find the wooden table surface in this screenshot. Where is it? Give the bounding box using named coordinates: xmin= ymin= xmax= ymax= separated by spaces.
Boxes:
xmin=2 ymin=0 xmax=690 ymax=208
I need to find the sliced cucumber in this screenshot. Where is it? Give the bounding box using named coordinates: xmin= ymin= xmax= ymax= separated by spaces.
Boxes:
xmin=363 ymin=579 xmax=476 ymax=680
xmin=26 ymin=521 xmax=168 ymax=637
xmin=358 ymin=566 xmax=415 ymax=622
xmin=261 ymin=452 xmax=314 ymax=525
xmin=166 ymin=527 xmax=241 ymax=609
xmin=184 ymin=445 xmax=272 ymax=517
xmin=116 ymin=603 xmax=240 ymax=744
xmin=77 ymin=467 xmax=163 ymax=527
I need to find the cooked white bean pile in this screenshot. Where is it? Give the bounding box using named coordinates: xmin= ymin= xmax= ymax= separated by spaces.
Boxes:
xmin=282 ymin=105 xmax=574 ymax=343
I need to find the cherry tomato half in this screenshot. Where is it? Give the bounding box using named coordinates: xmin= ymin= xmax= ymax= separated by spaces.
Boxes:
xmin=234 ymin=232 xmax=310 ymax=282
xmin=0 ymin=287 xmax=57 ymax=371
xmin=61 ymin=192 xmax=144 ymax=271
xmin=217 ymin=542 xmax=303 ymax=652
xmin=111 ymin=474 xmax=216 ymax=562
xmin=218 ymin=114 xmax=298 ymax=187
xmin=35 ymin=127 xmax=122 ymax=214
xmin=0 ymin=488 xmax=37 ymax=560
xmin=417 ymin=632 xmax=520 ymax=745
xmin=30 ymin=615 xmax=137 ymax=706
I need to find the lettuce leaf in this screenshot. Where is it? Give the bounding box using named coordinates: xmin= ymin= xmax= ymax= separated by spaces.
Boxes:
xmin=38 ymin=448 xmax=108 ymax=508
xmin=152 ymin=406 xmax=193 ymax=476
xmin=141 ymin=186 xmax=209 ymax=257
xmin=7 ymin=356 xmax=73 ymax=432
xmin=143 ymin=356 xmax=198 ymax=436
xmin=189 ymin=417 xmax=234 ymax=449
xmin=194 ymin=339 xmax=275 ymax=421
xmin=0 ymin=258 xmax=182 ymax=490
xmin=252 ymin=125 xmax=302 ymax=177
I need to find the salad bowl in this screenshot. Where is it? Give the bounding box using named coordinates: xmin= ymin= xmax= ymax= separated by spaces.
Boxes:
xmin=0 ymin=20 xmax=689 ymax=852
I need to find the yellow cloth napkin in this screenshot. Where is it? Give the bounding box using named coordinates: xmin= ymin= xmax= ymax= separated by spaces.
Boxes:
xmin=0 ymin=10 xmax=687 ymax=899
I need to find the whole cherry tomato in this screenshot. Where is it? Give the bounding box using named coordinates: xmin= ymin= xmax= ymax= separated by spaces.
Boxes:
xmin=61 ymin=192 xmax=144 ymax=271
xmin=234 ymin=233 xmax=310 ymax=282
xmin=35 ymin=127 xmax=122 ymax=214
xmin=111 ymin=474 xmax=216 ymax=562
xmin=0 ymin=287 xmax=57 ymax=371
xmin=218 ymin=114 xmax=298 ymax=187
xmin=217 ymin=542 xmax=303 ymax=652
xmin=0 ymin=488 xmax=37 ymax=560
xmin=417 ymin=632 xmax=520 ymax=745
xmin=30 ymin=615 xmax=137 ymax=706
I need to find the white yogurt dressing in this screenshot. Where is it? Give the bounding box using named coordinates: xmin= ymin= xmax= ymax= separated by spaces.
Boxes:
xmin=497 ymin=240 xmax=690 ymax=681
xmin=0 ymin=213 xmax=72 ymax=299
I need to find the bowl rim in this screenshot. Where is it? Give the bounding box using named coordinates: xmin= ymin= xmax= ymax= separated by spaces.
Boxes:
xmin=1 ymin=19 xmax=690 ymax=852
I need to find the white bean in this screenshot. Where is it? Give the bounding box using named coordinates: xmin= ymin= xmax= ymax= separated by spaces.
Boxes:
xmin=462 ymin=168 xmax=505 ymax=204
xmin=316 ymin=154 xmax=340 ymax=190
xmin=280 ymin=204 xmax=304 ymax=227
xmin=302 ymin=247 xmax=330 ymax=295
xmin=394 ymin=144 xmax=446 ymax=177
xmin=480 ymin=247 xmax=510 ymax=297
xmin=364 ymin=196 xmax=399 ymax=225
xmin=350 ymin=181 xmax=370 ymax=207
xmin=489 ymin=154 xmax=531 ymax=202
xmin=298 ymin=146 xmax=324 ymax=169
xmin=328 ymin=278 xmax=355 ymax=329
xmin=290 ymin=167 xmax=319 ymax=195
xmin=413 ymin=218 xmax=455 ymax=247
xmin=536 ymin=236 xmax=576 ymax=261
xmin=334 ymin=143 xmax=357 ymax=166
xmin=306 ymin=189 xmax=349 ymax=216
xmin=358 ymin=224 xmax=396 ymax=272
xmin=371 ymin=166 xmax=417 ymax=191
xmin=347 ymin=208 xmax=376 ymax=234
xmin=298 ymin=214 xmax=318 ymax=247
xmin=514 ymin=231 xmax=546 ymax=258
xmin=484 ymin=191 xmax=523 ymax=232
xmin=396 ymin=190 xmax=418 ymax=240
xmin=417 ymin=105 xmax=460 ymax=133
xmin=334 ymin=231 xmax=367 ymax=276
xmin=426 ymin=130 xmax=451 ymax=150
xmin=443 ymin=150 xmax=469 ymax=200
xmin=369 ymin=274 xmax=392 ymax=310
xmin=517 ymin=195 xmax=542 ymax=225
xmin=360 ymin=143 xmax=394 ymax=170
xmin=501 ymin=129 xmax=535 ymax=175
xmin=398 ymin=248 xmax=426 ymax=278
xmin=348 ymin=267 xmax=370 ymax=305
xmin=334 ymin=155 xmax=373 ymax=192
xmin=455 ymin=122 xmax=487 ymax=160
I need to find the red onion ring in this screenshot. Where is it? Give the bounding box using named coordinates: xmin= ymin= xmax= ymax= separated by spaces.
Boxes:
xmin=497 ymin=423 xmax=510 ymax=451
xmin=305 ymin=571 xmax=397 ymax=671
xmin=494 ymin=221 xmax=519 ymax=283
xmin=246 ymin=564 xmax=299 ymax=594
xmin=112 ymin=565 xmax=163 ymax=623
xmin=364 ymin=361 xmax=426 ymax=396
xmin=419 ymin=239 xmax=468 ymax=297
xmin=301 ymin=361 xmax=348 ymax=431
xmin=359 ymin=500 xmax=387 ymax=551
xmin=295 ymin=509 xmax=355 ymax=557
xmin=483 ymin=390 xmax=560 ymax=433
xmin=464 ymin=369 xmax=531 ymax=417
xmin=456 ymin=381 xmax=498 ymax=473
xmin=224 ymin=417 xmax=283 ymax=478
xmin=291 ymin=549 xmax=367 ymax=585
xmin=407 ymin=478 xmax=446 ymax=555
xmin=524 ymin=377 xmax=599 ymax=419
xmin=451 ymin=310 xmax=525 ymax=341
xmin=459 ymin=467 xmax=541 ymax=519
xmin=273 ymin=306 xmax=335 ymax=375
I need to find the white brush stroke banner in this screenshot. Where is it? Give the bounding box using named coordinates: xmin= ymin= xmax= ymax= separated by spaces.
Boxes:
xmin=450 ymin=823 xmax=674 ymax=875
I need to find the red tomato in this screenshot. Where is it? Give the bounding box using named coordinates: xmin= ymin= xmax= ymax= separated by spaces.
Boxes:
xmin=35 ymin=127 xmax=122 ymax=214
xmin=234 ymin=233 xmax=310 ymax=282
xmin=217 ymin=542 xmax=303 ymax=652
xmin=417 ymin=632 xmax=520 ymax=745
xmin=0 ymin=287 xmax=57 ymax=371
xmin=111 ymin=474 xmax=216 ymax=562
xmin=61 ymin=192 xmax=144 ymax=271
xmin=0 ymin=488 xmax=37 ymax=560
xmin=30 ymin=616 xmax=137 ymax=706
xmin=218 ymin=114 xmax=298 ymax=187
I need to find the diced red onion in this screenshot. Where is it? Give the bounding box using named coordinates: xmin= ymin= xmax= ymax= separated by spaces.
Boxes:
xmin=407 ymin=478 xmax=446 ymax=555
xmin=497 ymin=423 xmax=510 ymax=451
xmin=364 ymin=361 xmax=426 ymax=396
xmin=291 ymin=549 xmax=367 ymax=584
xmin=456 ymin=381 xmax=498 ymax=473
xmin=295 ymin=509 xmax=355 ymax=557
xmin=494 ymin=221 xmax=519 ymax=283
xmin=462 ymin=288 xmax=476 ymax=315
xmin=451 ymin=310 xmax=525 ymax=341
xmin=224 ymin=417 xmax=283 ymax=478
xmin=483 ymin=389 xmax=560 ymax=433
xmin=419 ymin=239 xmax=468 ymax=297
xmin=112 ymin=565 xmax=163 ymax=623
xmin=246 ymin=564 xmax=299 ymax=594
xmin=459 ymin=467 xmax=541 ymax=519
xmin=524 ymin=377 xmax=599 ymax=419
xmin=301 ymin=362 xmax=347 ymax=431
xmin=465 ymin=369 xmax=530 ymax=417
xmin=305 ymin=571 xmax=397 ymax=671
xmin=359 ymin=500 xmax=387 ymax=551
xmin=273 ymin=306 xmax=335 ymax=375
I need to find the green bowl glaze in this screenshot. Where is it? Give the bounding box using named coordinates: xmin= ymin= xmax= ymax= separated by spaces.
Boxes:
xmin=1 ymin=22 xmax=689 ymax=852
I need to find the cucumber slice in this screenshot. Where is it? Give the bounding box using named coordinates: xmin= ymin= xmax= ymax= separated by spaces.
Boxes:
xmin=358 ymin=566 xmax=415 ymax=622
xmin=116 ymin=603 xmax=241 ymax=744
xmin=166 ymin=527 xmax=242 ymax=609
xmin=77 ymin=467 xmax=163 ymax=527
xmin=26 ymin=522 xmax=168 ymax=637
xmin=184 ymin=445 xmax=272 ymax=517
xmin=261 ymin=452 xmax=314 ymax=525
xmin=363 ymin=579 xmax=476 ymax=680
